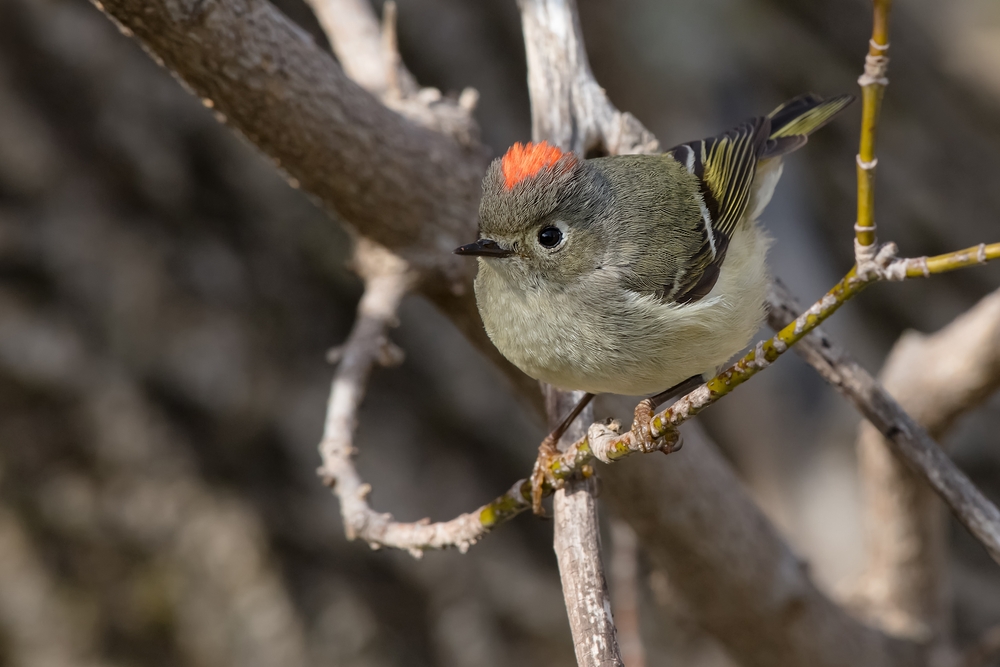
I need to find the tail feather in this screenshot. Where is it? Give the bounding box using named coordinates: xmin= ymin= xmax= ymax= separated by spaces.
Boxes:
xmin=760 ymin=93 xmax=854 ymax=159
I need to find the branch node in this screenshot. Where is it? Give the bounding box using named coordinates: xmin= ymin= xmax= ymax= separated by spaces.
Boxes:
xmin=856 ymin=154 xmax=879 ymax=170
xmin=588 ymin=420 xmax=623 ymax=464
xmin=858 ymin=53 xmax=890 ymax=87
xmin=855 ymin=239 xmax=900 ymax=280
xmin=376 ymin=337 xmax=405 ymax=367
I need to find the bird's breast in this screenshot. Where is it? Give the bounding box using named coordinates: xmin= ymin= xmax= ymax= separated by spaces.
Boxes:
xmin=473 ymin=223 xmax=770 ymax=396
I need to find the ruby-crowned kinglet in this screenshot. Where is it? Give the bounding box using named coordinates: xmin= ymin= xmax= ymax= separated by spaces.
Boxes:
xmin=456 ymin=94 xmax=853 ymax=399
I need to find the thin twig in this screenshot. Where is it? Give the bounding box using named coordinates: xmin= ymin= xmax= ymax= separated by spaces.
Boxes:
xmin=855 ymin=0 xmax=892 ymax=251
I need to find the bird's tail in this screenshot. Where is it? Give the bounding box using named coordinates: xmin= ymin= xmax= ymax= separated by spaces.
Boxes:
xmin=761 ymin=93 xmax=855 ymax=159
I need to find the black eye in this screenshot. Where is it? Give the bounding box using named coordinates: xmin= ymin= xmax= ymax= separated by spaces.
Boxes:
xmin=537 ymin=226 xmax=563 ymax=248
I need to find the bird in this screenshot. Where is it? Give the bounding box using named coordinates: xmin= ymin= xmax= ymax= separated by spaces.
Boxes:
xmin=455 ymin=93 xmax=854 ymax=509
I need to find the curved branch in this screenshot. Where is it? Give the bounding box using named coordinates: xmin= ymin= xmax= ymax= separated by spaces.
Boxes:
xmin=317 ymin=239 xmax=534 ymax=555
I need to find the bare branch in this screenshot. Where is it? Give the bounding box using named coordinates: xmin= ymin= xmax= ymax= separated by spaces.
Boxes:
xmin=317 ymin=239 xmax=530 ymax=554
xmin=867 ymin=286 xmax=1000 ymax=438
xmin=519 ymin=0 xmax=626 ymax=661
xmin=554 ymin=476 xmax=622 ymax=666
xmin=853 ymin=286 xmax=1000 ymax=640
xmin=93 ymin=0 xmax=482 ymax=281
xmin=305 ymin=0 xmax=477 ymax=144
xmin=86 ymin=0 xmax=539 ymax=406
xmin=602 ymin=423 xmax=922 ymax=667
xmin=543 ymin=388 xmax=622 ymax=666
xmin=305 ymin=0 xmax=388 ymax=95
xmin=766 ymin=281 xmax=1000 ymax=568
xmin=518 ymin=0 xmax=657 ymax=156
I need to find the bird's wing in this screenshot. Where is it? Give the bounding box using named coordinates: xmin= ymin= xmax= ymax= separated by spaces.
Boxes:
xmin=662 ymin=117 xmax=771 ymax=303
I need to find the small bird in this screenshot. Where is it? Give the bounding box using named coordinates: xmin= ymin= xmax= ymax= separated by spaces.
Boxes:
xmin=455 ymin=93 xmax=853 ymax=507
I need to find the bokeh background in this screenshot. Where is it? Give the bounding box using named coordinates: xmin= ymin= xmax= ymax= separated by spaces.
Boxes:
xmin=1 ymin=0 xmax=1000 ymax=664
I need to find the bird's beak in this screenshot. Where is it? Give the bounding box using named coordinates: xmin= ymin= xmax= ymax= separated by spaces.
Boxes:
xmin=453 ymin=238 xmax=513 ymax=258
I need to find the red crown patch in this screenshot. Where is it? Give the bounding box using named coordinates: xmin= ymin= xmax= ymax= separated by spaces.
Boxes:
xmin=500 ymin=141 xmax=573 ymax=190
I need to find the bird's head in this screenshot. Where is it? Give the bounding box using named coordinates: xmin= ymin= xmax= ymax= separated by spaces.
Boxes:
xmin=456 ymin=142 xmax=612 ymax=288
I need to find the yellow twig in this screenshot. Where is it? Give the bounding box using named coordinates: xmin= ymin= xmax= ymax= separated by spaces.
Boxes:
xmin=903 ymin=243 xmax=1000 ymax=278
xmin=856 ymin=0 xmax=893 ymax=248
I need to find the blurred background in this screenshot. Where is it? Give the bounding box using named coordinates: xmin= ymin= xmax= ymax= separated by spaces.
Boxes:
xmin=1 ymin=0 xmax=1000 ymax=664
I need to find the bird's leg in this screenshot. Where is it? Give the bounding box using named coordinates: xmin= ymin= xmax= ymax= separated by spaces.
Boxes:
xmin=631 ymin=374 xmax=703 ymax=453
xmin=530 ymin=392 xmax=595 ymax=514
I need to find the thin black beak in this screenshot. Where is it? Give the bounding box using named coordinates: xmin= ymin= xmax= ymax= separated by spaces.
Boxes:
xmin=454 ymin=238 xmax=513 ymax=258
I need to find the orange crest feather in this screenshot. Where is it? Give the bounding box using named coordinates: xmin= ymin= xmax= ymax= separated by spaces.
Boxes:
xmin=500 ymin=141 xmax=572 ymax=190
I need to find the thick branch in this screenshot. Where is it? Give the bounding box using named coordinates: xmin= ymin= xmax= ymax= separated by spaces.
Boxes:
xmin=94 ymin=0 xmax=483 ymax=282
xmin=88 ymin=0 xmax=539 ymax=404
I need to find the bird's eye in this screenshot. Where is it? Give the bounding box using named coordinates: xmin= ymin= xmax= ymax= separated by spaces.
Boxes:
xmin=537 ymin=226 xmax=563 ymax=249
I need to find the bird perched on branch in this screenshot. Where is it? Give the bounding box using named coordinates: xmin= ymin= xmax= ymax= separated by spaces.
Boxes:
xmin=455 ymin=93 xmax=854 ymax=510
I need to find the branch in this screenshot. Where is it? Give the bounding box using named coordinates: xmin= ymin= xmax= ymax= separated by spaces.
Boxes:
xmin=855 ymin=0 xmax=892 ymax=251
xmin=518 ymin=0 xmax=657 ymax=155
xmin=87 ymin=0 xmax=548 ymax=404
xmin=317 ymin=239 xmax=531 ymax=554
xmin=542 ymin=388 xmax=622 ymax=667
xmin=94 ymin=0 xmax=480 ymax=279
xmin=766 ymin=281 xmax=1000 ymax=567
xmin=305 ymin=0 xmax=389 ymax=95
xmin=871 ymin=286 xmax=1000 ymax=438
xmin=601 ymin=423 xmax=922 ymax=667
xmin=853 ymin=285 xmax=1000 ymax=640
xmin=518 ymin=0 xmax=624 ymax=660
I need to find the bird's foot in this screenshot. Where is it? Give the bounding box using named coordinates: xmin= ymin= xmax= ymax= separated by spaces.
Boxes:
xmin=631 ymin=398 xmax=682 ymax=454
xmin=530 ymin=434 xmax=564 ymax=515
